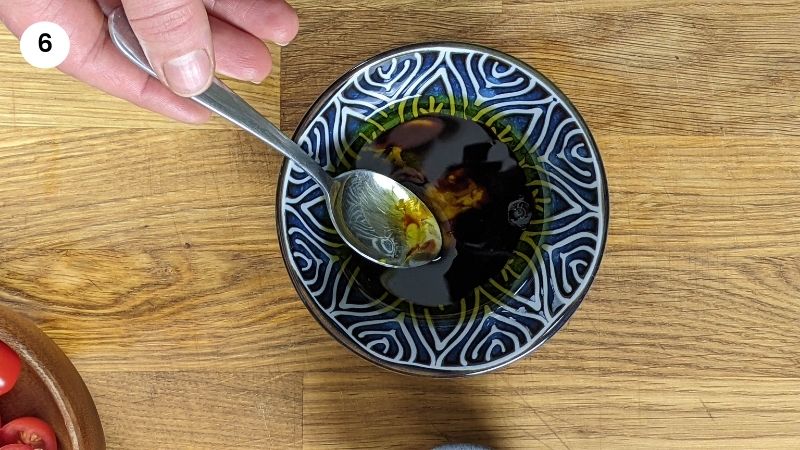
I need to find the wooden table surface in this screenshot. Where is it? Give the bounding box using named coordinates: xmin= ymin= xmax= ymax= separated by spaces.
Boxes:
xmin=1 ymin=1 xmax=799 ymax=449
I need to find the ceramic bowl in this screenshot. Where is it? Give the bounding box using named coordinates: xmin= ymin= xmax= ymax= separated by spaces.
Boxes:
xmin=277 ymin=42 xmax=608 ymax=376
xmin=0 ymin=304 xmax=105 ymax=449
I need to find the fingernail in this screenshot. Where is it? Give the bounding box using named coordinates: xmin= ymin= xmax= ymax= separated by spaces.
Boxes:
xmin=275 ymin=32 xmax=295 ymax=47
xmin=163 ymin=49 xmax=213 ymax=97
xmin=249 ymin=72 xmax=268 ymax=84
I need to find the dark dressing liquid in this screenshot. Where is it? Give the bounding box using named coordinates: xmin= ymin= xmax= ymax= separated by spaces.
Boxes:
xmin=348 ymin=114 xmax=535 ymax=309
xmin=356 ymin=115 xmax=534 ymax=307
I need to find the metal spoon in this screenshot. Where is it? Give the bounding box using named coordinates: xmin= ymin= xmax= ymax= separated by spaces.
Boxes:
xmin=108 ymin=8 xmax=442 ymax=268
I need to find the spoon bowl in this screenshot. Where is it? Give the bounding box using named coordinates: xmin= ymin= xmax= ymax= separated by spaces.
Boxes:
xmin=330 ymin=170 xmax=442 ymax=268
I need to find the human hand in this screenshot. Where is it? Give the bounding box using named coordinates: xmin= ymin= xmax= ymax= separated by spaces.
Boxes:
xmin=0 ymin=0 xmax=299 ymax=123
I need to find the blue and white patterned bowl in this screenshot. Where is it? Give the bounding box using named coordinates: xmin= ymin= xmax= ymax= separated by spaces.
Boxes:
xmin=277 ymin=43 xmax=608 ymax=376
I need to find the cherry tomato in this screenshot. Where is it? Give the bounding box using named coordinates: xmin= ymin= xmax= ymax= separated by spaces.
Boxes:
xmin=1 ymin=444 xmax=35 ymax=450
xmin=0 ymin=417 xmax=57 ymax=450
xmin=0 ymin=342 xmax=21 ymax=396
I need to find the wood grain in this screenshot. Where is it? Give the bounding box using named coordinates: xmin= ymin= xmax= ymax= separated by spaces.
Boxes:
xmin=0 ymin=127 xmax=284 ymax=250
xmin=1 ymin=0 xmax=799 ymax=448
xmin=86 ymin=371 xmax=302 ymax=449
xmin=282 ymin=3 xmax=800 ymax=136
xmin=291 ymin=0 xmax=502 ymax=12
xmin=303 ymin=372 xmax=800 ymax=449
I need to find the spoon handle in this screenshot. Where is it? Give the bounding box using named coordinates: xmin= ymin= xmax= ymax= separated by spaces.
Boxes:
xmin=108 ymin=8 xmax=333 ymax=193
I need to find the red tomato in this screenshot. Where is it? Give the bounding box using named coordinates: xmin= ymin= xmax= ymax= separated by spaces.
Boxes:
xmin=1 ymin=444 xmax=35 ymax=450
xmin=0 ymin=342 xmax=21 ymax=396
xmin=0 ymin=417 xmax=57 ymax=450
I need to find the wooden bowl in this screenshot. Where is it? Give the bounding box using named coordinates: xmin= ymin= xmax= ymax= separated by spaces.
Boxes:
xmin=0 ymin=304 xmax=105 ymax=450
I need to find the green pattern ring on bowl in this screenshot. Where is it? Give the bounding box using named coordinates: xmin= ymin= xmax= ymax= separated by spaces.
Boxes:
xmin=277 ymin=42 xmax=609 ymax=376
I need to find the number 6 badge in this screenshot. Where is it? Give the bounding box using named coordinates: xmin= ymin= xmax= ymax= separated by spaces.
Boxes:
xmin=20 ymin=21 xmax=70 ymax=69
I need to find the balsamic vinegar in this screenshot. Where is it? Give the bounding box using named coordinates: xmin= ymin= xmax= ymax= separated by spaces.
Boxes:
xmin=350 ymin=114 xmax=535 ymax=308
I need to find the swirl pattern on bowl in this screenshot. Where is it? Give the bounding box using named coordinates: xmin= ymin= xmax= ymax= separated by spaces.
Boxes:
xmin=277 ymin=43 xmax=608 ymax=375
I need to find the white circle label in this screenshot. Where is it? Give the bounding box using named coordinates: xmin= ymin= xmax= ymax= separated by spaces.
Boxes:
xmin=20 ymin=22 xmax=70 ymax=69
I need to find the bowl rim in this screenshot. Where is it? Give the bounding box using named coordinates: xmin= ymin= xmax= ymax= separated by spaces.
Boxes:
xmin=276 ymin=41 xmax=609 ymax=376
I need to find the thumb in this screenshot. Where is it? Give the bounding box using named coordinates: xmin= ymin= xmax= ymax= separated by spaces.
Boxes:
xmin=122 ymin=0 xmax=213 ymax=97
